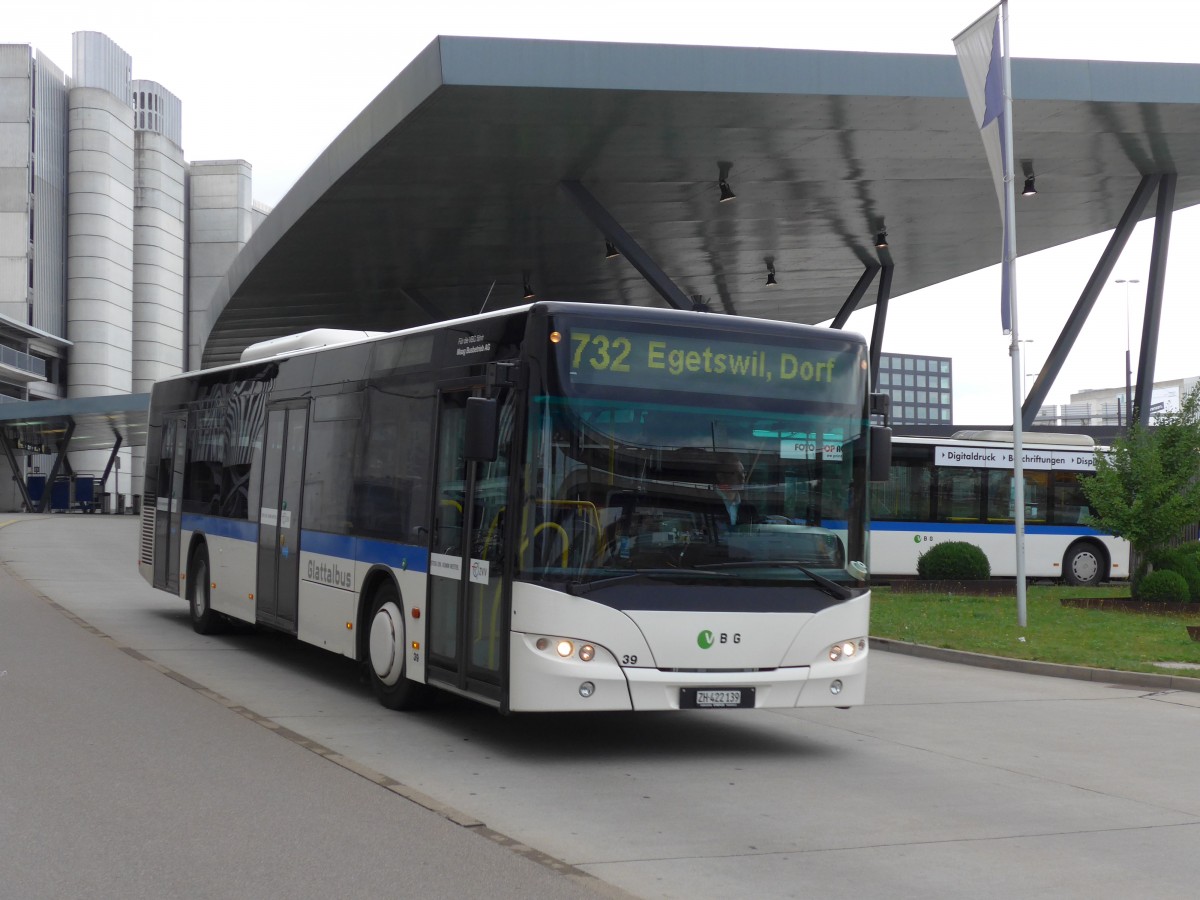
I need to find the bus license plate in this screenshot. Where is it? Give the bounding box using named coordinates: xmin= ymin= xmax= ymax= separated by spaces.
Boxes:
xmin=681 ymin=687 xmax=755 ymax=709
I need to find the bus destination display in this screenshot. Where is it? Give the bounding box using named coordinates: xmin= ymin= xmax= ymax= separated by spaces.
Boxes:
xmin=564 ymin=326 xmax=861 ymax=403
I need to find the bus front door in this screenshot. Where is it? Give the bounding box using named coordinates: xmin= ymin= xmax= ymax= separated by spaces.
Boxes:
xmin=426 ymin=386 xmax=509 ymax=704
xmin=256 ymin=402 xmax=308 ymax=631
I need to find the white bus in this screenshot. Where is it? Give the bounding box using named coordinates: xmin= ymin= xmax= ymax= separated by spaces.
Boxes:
xmin=870 ymin=431 xmax=1129 ymax=585
xmin=139 ymin=302 xmax=890 ymax=713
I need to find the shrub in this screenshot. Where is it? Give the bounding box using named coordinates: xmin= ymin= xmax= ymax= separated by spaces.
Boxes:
xmin=917 ymin=541 xmax=991 ymax=581
xmin=1136 ymin=569 xmax=1189 ymax=603
xmin=1152 ymin=548 xmax=1200 ymax=601
xmin=1174 ymin=542 xmax=1200 ymax=571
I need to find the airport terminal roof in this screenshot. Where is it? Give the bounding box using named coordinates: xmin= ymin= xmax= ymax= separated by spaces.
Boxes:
xmin=200 ymin=35 xmax=1200 ymax=368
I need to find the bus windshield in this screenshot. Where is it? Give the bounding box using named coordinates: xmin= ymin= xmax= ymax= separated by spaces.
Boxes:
xmin=517 ymin=316 xmax=870 ymax=589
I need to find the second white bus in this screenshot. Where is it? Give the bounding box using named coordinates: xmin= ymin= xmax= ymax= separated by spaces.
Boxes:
xmin=870 ymin=431 xmax=1129 ymax=585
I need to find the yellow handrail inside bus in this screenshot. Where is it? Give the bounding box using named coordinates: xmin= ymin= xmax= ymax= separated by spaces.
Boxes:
xmin=532 ymin=521 xmax=570 ymax=568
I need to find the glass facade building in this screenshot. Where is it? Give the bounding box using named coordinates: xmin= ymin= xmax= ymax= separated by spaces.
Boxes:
xmin=876 ymin=353 xmax=953 ymax=426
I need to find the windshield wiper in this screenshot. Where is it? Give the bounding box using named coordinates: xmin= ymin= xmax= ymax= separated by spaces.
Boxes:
xmin=695 ymin=560 xmax=855 ymax=601
xmin=568 ymin=568 xmax=738 ymax=595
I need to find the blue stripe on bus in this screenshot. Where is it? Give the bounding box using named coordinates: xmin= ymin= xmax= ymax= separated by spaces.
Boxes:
xmin=871 ymin=520 xmax=1106 ymax=536
xmin=181 ymin=514 xmax=257 ymax=541
xmin=179 ymin=515 xmax=428 ymax=573
xmin=352 ymin=536 xmax=429 ymax=572
xmin=300 ymin=530 xmax=355 ymax=557
xmin=300 ymin=531 xmax=429 ymax=573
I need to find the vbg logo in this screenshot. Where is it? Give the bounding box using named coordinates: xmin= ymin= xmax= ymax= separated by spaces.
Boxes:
xmin=697 ymin=630 xmax=741 ymax=649
xmin=913 ymin=534 xmax=936 ymax=544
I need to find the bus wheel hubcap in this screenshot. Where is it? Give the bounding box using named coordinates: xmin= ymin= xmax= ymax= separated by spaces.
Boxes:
xmin=369 ymin=601 xmax=404 ymax=685
xmin=1074 ymin=554 xmax=1097 ymax=581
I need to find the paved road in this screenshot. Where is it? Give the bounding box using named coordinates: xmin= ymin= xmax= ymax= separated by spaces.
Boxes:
xmin=0 ymin=517 xmax=622 ymax=900
xmin=3 ymin=514 xmax=1199 ymax=899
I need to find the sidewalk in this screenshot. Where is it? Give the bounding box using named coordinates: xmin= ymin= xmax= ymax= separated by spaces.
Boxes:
xmin=872 ymin=637 xmax=1200 ymax=693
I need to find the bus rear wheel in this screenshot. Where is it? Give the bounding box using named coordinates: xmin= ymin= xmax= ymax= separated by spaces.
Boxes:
xmin=366 ymin=581 xmax=432 ymax=710
xmin=1063 ymin=542 xmax=1104 ymax=587
xmin=188 ymin=546 xmax=224 ymax=634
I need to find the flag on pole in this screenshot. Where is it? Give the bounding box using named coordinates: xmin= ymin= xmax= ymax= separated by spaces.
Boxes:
xmin=954 ymin=4 xmax=1013 ymax=333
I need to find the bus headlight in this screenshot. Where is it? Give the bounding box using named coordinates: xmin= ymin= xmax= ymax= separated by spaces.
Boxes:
xmin=828 ymin=638 xmax=866 ymax=661
xmin=533 ymin=635 xmax=599 ymax=662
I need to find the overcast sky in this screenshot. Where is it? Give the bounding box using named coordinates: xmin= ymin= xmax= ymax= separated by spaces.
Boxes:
xmin=10 ymin=0 xmax=1199 ymax=423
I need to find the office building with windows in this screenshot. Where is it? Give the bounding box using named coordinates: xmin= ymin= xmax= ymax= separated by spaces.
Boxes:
xmin=876 ymin=352 xmax=953 ymax=427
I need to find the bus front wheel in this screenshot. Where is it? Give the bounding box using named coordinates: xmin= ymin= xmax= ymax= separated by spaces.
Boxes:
xmin=1063 ymin=542 xmax=1104 ymax=587
xmin=188 ymin=546 xmax=224 ymax=634
xmin=366 ymin=582 xmax=432 ymax=710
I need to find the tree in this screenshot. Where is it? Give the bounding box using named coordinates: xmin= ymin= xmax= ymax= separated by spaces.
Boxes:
xmin=1081 ymin=384 xmax=1200 ymax=581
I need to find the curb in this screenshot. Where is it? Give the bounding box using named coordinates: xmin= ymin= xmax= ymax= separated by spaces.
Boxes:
xmin=871 ymin=637 xmax=1200 ymax=693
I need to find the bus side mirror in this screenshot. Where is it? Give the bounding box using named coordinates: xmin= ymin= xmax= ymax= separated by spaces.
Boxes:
xmin=464 ymin=396 xmax=499 ymax=461
xmin=869 ymin=425 xmax=892 ymax=482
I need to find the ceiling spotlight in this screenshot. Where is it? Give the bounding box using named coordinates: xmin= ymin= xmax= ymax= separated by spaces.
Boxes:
xmin=604 ymin=240 xmax=620 ymax=259
xmin=766 ymin=263 xmax=777 ymax=286
xmin=874 ymin=231 xmax=889 ymax=250
xmin=718 ymin=180 xmax=736 ymax=202
xmin=1022 ymin=175 xmax=1037 ymax=196
xmin=522 ymin=275 xmax=535 ymax=299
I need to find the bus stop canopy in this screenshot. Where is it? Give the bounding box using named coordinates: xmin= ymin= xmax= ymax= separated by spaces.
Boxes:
xmin=200 ymin=36 xmax=1200 ymax=369
xmin=0 ymin=394 xmax=149 ymax=512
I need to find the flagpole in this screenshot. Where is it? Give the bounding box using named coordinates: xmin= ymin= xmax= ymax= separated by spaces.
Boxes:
xmin=1000 ymin=0 xmax=1028 ymax=627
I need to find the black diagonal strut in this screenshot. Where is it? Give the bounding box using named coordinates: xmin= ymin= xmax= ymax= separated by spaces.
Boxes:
xmin=831 ymin=263 xmax=881 ymax=330
xmin=868 ymin=265 xmax=894 ymax=391
xmin=560 ymin=180 xmax=693 ymax=311
xmin=1022 ymin=174 xmax=1160 ymax=428
xmin=0 ymin=432 xmax=35 ymax=512
xmin=37 ymin=419 xmax=75 ymax=513
xmin=1133 ymin=173 xmax=1176 ymax=426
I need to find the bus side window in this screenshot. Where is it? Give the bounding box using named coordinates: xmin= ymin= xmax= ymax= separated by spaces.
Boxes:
xmin=938 ymin=467 xmax=983 ymax=522
xmin=872 ymin=458 xmax=931 ymax=521
xmin=1050 ymin=470 xmax=1091 ymax=525
xmin=985 ymin=470 xmax=1013 ymax=522
xmin=1024 ymin=471 xmax=1048 ymax=523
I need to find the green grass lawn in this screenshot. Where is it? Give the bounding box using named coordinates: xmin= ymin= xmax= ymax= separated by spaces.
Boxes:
xmin=870 ymin=583 xmax=1200 ymax=679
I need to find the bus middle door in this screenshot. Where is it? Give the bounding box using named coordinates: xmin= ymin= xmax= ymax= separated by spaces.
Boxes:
xmin=426 ymin=385 xmax=510 ymax=704
xmin=255 ymin=401 xmax=309 ymax=631
xmin=154 ymin=411 xmax=187 ymax=593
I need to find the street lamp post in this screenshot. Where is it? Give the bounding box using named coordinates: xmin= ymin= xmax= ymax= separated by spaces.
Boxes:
xmin=1018 ymin=339 xmax=1034 ymax=396
xmin=1115 ymin=278 xmax=1139 ymax=428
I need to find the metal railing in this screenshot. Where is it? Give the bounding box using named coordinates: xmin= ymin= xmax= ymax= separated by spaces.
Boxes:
xmin=0 ymin=346 xmax=46 ymax=377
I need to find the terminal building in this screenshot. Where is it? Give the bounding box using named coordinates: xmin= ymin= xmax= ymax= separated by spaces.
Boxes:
xmin=0 ymin=32 xmax=267 ymax=511
xmin=1045 ymin=375 xmax=1200 ymax=428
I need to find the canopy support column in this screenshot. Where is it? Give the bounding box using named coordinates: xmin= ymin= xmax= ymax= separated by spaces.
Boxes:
xmin=37 ymin=420 xmax=75 ymax=513
xmin=1133 ymin=174 xmax=1176 ymax=425
xmin=831 ymin=263 xmax=881 ymax=329
xmin=868 ymin=265 xmax=894 ymax=391
xmin=0 ymin=433 xmax=35 ymax=512
xmin=1021 ymin=174 xmax=1159 ymax=428
xmin=99 ymin=432 xmax=124 ymax=491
